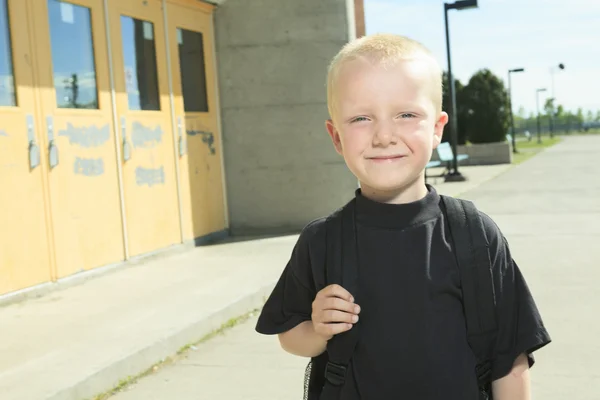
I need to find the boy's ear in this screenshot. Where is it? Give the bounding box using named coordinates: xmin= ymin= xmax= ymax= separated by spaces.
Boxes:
xmin=432 ymin=111 xmax=449 ymax=149
xmin=326 ymin=119 xmax=343 ymax=155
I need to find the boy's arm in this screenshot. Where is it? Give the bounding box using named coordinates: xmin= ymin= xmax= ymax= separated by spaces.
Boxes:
xmin=256 ymin=219 xmax=358 ymax=358
xmin=491 ymin=353 xmax=531 ymax=400
xmin=479 ymin=211 xmax=550 ymax=396
xmin=278 ymin=284 xmax=359 ymax=358
xmin=278 ymin=321 xmax=328 ymax=358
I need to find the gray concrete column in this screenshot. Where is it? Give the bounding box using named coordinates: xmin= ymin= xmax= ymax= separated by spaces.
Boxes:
xmin=214 ymin=0 xmax=359 ymax=235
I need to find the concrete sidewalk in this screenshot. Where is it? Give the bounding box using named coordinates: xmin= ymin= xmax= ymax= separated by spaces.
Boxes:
xmin=458 ymin=135 xmax=600 ymax=399
xmin=0 ymin=162 xmax=513 ymax=400
xmin=99 ymin=134 xmax=600 ymax=400
xmin=105 ymin=135 xmax=600 ymax=400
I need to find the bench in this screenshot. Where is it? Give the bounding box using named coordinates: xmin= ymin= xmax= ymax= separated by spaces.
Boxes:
xmin=425 ymin=142 xmax=469 ymax=181
xmin=425 ymin=160 xmax=442 ymax=182
xmin=437 ymin=141 xmax=468 ymax=170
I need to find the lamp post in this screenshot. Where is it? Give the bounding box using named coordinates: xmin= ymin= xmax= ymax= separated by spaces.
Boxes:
xmin=508 ymin=68 xmax=525 ymax=153
xmin=443 ymin=0 xmax=478 ymax=182
xmin=536 ymin=88 xmax=547 ymax=144
xmin=550 ymin=63 xmax=565 ymax=100
xmin=549 ymin=63 xmax=565 ymax=138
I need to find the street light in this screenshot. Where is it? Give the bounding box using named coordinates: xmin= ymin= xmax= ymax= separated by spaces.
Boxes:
xmin=508 ymin=68 xmax=525 ymax=153
xmin=551 ymin=63 xmax=565 ymax=99
xmin=443 ymin=0 xmax=479 ymax=182
xmin=549 ymin=63 xmax=565 ymax=138
xmin=536 ymin=88 xmax=547 ymax=144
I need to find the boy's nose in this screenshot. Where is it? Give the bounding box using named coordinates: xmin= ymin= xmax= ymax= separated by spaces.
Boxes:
xmin=372 ymin=125 xmax=398 ymax=147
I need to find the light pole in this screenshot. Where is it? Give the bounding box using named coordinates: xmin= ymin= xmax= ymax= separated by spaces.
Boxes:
xmin=443 ymin=0 xmax=478 ymax=182
xmin=549 ymin=63 xmax=565 ymax=137
xmin=508 ymin=68 xmax=525 ymax=153
xmin=536 ymin=88 xmax=547 ymax=144
xmin=550 ymin=63 xmax=565 ymax=100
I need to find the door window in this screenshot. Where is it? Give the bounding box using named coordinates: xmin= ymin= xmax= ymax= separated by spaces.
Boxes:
xmin=177 ymin=28 xmax=208 ymax=112
xmin=121 ymin=16 xmax=160 ymax=111
xmin=0 ymin=0 xmax=16 ymax=107
xmin=47 ymin=0 xmax=99 ymax=109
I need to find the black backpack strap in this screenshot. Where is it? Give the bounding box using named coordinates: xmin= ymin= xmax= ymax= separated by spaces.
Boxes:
xmin=440 ymin=195 xmax=498 ymax=396
xmin=304 ymin=202 xmax=354 ymax=400
xmin=319 ymin=199 xmax=360 ymax=400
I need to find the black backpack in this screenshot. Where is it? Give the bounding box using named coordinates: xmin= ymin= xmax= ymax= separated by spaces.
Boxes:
xmin=303 ymin=195 xmax=498 ymax=400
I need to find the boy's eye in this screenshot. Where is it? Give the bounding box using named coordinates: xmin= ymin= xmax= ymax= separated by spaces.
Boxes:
xmin=399 ymin=113 xmax=416 ymax=119
xmin=351 ymin=116 xmax=369 ymax=123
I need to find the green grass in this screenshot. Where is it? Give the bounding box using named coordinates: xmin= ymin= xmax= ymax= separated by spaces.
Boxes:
xmin=88 ymin=308 xmax=260 ymax=400
xmin=511 ymin=136 xmax=561 ymax=165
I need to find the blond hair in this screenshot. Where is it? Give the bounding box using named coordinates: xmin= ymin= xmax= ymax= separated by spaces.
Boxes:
xmin=326 ymin=33 xmax=443 ymax=120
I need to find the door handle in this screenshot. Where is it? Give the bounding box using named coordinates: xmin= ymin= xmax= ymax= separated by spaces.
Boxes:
xmin=26 ymin=114 xmax=40 ymax=170
xmin=177 ymin=116 xmax=186 ymax=157
xmin=121 ymin=117 xmax=131 ymax=162
xmin=46 ymin=116 xmax=59 ymax=169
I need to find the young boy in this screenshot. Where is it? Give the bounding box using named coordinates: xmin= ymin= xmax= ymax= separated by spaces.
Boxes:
xmin=255 ymin=34 xmax=550 ymax=399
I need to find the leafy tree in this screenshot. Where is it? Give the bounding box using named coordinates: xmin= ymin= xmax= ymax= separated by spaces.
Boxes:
xmin=556 ymin=105 xmax=565 ymax=119
xmin=441 ymin=72 xmax=468 ymax=145
xmin=544 ymin=98 xmax=555 ymax=117
xmin=586 ymin=110 xmax=594 ymax=122
xmin=576 ymin=108 xmax=584 ymax=124
xmin=460 ymin=69 xmax=509 ymax=144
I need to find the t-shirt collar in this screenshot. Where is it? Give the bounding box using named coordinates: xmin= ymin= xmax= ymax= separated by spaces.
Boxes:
xmin=355 ymin=184 xmax=441 ymax=229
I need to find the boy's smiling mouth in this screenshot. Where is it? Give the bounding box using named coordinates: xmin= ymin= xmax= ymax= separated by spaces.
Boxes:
xmin=367 ymin=155 xmax=407 ymax=162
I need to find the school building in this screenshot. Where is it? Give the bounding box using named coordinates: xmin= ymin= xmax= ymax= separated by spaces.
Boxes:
xmin=0 ymin=0 xmax=365 ymax=297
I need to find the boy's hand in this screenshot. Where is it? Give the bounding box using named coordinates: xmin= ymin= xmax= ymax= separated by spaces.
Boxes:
xmin=312 ymin=284 xmax=361 ymax=340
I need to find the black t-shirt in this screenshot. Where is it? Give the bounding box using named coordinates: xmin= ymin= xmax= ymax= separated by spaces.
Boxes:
xmin=256 ymin=185 xmax=551 ymax=399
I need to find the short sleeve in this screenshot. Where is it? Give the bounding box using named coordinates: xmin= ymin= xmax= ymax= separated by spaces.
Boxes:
xmin=481 ymin=213 xmax=552 ymax=381
xmin=255 ymin=219 xmax=325 ymax=335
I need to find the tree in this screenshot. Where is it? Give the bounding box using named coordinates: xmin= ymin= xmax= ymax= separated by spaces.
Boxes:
xmin=544 ymin=98 xmax=555 ymax=117
xmin=556 ymin=105 xmax=565 ymax=119
xmin=513 ymin=106 xmax=527 ymax=132
xmin=441 ymin=72 xmax=468 ymax=145
xmin=586 ymin=110 xmax=594 ymax=122
xmin=576 ymin=108 xmax=584 ymax=125
xmin=595 ymin=110 xmax=600 ymax=122
xmin=460 ymin=69 xmax=509 ymax=144
xmin=544 ymin=98 xmax=557 ymax=137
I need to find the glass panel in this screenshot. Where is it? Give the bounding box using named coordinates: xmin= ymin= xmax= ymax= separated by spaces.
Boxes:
xmin=48 ymin=0 xmax=99 ymax=109
xmin=121 ymin=16 xmax=160 ymax=111
xmin=177 ymin=28 xmax=208 ymax=112
xmin=0 ymin=0 xmax=16 ymax=106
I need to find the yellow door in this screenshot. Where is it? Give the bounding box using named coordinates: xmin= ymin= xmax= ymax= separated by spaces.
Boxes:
xmin=0 ymin=0 xmax=53 ymax=294
xmin=108 ymin=0 xmax=181 ymax=256
xmin=29 ymin=0 xmax=125 ymax=278
xmin=166 ymin=0 xmax=227 ymax=241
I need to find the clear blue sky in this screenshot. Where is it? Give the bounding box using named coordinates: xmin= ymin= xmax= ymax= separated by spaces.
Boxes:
xmin=365 ymin=0 xmax=600 ymax=117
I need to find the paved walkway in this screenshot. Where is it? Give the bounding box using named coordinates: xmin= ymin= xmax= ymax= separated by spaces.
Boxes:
xmin=459 ymin=135 xmax=600 ymax=399
xmin=0 ymin=159 xmax=509 ymax=400
xmin=2 ymin=135 xmax=598 ymax=400
xmin=108 ymin=135 xmax=600 ymax=400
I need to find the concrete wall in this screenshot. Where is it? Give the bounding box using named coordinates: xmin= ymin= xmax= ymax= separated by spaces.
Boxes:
xmin=214 ymin=0 xmax=359 ymax=235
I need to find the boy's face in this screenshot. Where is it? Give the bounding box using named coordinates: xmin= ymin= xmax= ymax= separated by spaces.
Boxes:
xmin=326 ymin=58 xmax=447 ymax=197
